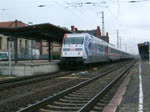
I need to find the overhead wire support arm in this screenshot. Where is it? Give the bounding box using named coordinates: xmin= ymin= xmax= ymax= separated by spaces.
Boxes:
xmin=65 ymin=1 xmax=106 ymax=8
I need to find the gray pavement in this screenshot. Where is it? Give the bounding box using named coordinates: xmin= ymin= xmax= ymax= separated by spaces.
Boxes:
xmin=118 ymin=60 xmax=150 ymax=112
xmin=141 ymin=61 xmax=150 ymax=111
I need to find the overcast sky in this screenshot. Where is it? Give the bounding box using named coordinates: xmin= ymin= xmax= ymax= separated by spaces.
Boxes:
xmin=0 ymin=0 xmax=150 ymax=54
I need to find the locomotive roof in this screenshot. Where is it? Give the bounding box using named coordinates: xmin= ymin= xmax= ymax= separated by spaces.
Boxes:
xmin=66 ymin=33 xmax=89 ymax=36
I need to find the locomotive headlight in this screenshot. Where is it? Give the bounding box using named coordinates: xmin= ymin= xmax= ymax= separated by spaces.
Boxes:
xmin=78 ymin=52 xmax=83 ymax=56
xmin=62 ymin=52 xmax=67 ymax=56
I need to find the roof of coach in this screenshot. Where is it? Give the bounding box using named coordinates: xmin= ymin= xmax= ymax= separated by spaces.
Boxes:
xmin=108 ymin=43 xmax=132 ymax=55
xmin=107 ymin=43 xmax=120 ymax=50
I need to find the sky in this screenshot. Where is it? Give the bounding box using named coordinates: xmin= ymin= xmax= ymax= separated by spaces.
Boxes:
xmin=0 ymin=0 xmax=150 ymax=54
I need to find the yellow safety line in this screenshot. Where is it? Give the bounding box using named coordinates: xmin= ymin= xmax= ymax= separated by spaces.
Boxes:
xmin=59 ymin=77 xmax=90 ymax=79
xmin=0 ymin=77 xmax=15 ymax=79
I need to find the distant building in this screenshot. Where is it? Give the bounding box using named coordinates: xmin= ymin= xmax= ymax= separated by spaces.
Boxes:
xmin=0 ymin=20 xmax=39 ymax=59
xmin=0 ymin=21 xmax=63 ymax=59
xmin=71 ymin=25 xmax=109 ymax=43
xmin=0 ymin=20 xmax=26 ymax=27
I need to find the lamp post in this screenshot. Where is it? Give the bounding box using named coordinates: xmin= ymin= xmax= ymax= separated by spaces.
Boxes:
xmin=8 ymin=37 xmax=15 ymax=76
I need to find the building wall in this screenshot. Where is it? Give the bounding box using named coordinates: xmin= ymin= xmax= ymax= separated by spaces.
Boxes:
xmin=0 ymin=34 xmax=8 ymax=52
xmin=0 ymin=34 xmax=31 ymax=56
xmin=39 ymin=40 xmax=61 ymax=55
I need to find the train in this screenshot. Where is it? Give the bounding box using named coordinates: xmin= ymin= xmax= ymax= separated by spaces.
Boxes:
xmin=60 ymin=33 xmax=133 ymax=67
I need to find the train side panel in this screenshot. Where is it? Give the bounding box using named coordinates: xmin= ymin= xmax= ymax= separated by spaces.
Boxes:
xmin=108 ymin=45 xmax=120 ymax=61
xmin=84 ymin=35 xmax=109 ymax=63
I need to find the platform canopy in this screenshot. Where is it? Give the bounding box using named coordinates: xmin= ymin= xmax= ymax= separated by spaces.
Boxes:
xmin=0 ymin=23 xmax=72 ymax=42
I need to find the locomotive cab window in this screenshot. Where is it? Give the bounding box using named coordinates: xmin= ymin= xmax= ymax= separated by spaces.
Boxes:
xmin=64 ymin=37 xmax=84 ymax=44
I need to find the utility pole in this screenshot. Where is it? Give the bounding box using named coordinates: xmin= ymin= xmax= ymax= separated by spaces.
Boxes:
xmin=101 ymin=11 xmax=105 ymax=36
xmin=117 ymin=29 xmax=119 ymax=48
xmin=8 ymin=40 xmax=12 ymax=76
xmin=97 ymin=11 xmax=105 ymax=36
xmin=149 ymin=42 xmax=150 ymax=65
xmin=120 ymin=36 xmax=121 ymax=49
xmin=8 ymin=37 xmax=15 ymax=76
xmin=125 ymin=44 xmax=127 ymax=51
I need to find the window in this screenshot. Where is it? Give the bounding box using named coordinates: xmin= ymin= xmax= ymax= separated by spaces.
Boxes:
xmin=64 ymin=37 xmax=84 ymax=44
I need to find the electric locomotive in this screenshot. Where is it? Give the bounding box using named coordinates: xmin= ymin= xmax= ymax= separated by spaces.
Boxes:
xmin=60 ymin=33 xmax=133 ymax=67
xmin=61 ymin=33 xmax=109 ymax=66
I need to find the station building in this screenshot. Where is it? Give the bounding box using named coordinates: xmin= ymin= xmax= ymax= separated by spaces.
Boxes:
xmin=0 ymin=20 xmax=32 ymax=57
xmin=0 ymin=20 xmax=62 ymax=59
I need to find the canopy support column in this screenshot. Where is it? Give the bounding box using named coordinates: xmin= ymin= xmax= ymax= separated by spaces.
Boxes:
xmin=48 ymin=40 xmax=51 ymax=62
xmin=14 ymin=37 xmax=18 ymax=63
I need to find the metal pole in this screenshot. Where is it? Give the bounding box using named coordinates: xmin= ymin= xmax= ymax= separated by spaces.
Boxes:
xmin=97 ymin=11 xmax=105 ymax=36
xmin=14 ymin=37 xmax=18 ymax=63
xmin=120 ymin=36 xmax=121 ymax=49
xmin=125 ymin=44 xmax=127 ymax=51
xmin=149 ymin=42 xmax=150 ymax=65
xmin=101 ymin=11 xmax=105 ymax=36
xmin=8 ymin=41 xmax=12 ymax=76
xmin=117 ymin=30 xmax=119 ymax=48
xmin=31 ymin=40 xmax=33 ymax=62
xmin=48 ymin=40 xmax=51 ymax=62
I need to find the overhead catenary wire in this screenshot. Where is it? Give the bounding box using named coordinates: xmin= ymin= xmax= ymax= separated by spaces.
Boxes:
xmin=54 ymin=1 xmax=94 ymax=30
xmin=63 ymin=1 xmax=105 ymax=29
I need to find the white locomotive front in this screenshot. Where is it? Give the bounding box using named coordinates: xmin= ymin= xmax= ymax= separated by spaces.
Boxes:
xmin=61 ymin=33 xmax=109 ymax=66
xmin=61 ymin=33 xmax=87 ymax=66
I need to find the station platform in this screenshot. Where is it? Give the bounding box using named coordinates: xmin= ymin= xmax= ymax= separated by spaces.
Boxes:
xmin=103 ymin=60 xmax=150 ymax=112
xmin=0 ymin=60 xmax=60 ymax=77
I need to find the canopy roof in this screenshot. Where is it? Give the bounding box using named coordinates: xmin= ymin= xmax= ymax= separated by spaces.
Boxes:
xmin=0 ymin=23 xmax=72 ymax=42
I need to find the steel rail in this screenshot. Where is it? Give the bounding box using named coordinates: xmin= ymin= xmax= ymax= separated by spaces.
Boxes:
xmin=17 ymin=65 xmax=124 ymax=112
xmin=78 ymin=61 xmax=135 ymax=112
xmin=0 ymin=71 xmax=72 ymax=91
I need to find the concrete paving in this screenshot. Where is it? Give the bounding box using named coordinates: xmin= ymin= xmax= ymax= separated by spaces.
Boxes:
xmin=116 ymin=60 xmax=150 ymax=112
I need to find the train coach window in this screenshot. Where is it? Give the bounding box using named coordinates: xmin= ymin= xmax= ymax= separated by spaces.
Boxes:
xmin=64 ymin=37 xmax=83 ymax=44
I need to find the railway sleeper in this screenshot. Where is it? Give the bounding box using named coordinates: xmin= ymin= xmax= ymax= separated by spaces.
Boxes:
xmin=70 ymin=92 xmax=100 ymax=98
xmin=67 ymin=94 xmax=93 ymax=99
xmin=53 ymin=101 xmax=84 ymax=107
xmin=47 ymin=103 xmax=82 ymax=108
xmin=63 ymin=96 xmax=91 ymax=100
xmin=39 ymin=108 xmax=76 ymax=112
xmin=44 ymin=104 xmax=81 ymax=111
xmin=59 ymin=98 xmax=88 ymax=103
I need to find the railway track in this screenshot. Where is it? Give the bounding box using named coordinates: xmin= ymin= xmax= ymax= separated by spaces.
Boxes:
xmin=0 ymin=71 xmax=73 ymax=91
xmin=17 ymin=61 xmax=135 ymax=112
xmin=0 ymin=61 xmax=125 ymax=91
xmin=0 ymin=61 xmax=125 ymax=112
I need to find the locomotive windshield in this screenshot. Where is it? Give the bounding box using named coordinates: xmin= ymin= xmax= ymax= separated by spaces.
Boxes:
xmin=64 ymin=37 xmax=84 ymax=44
